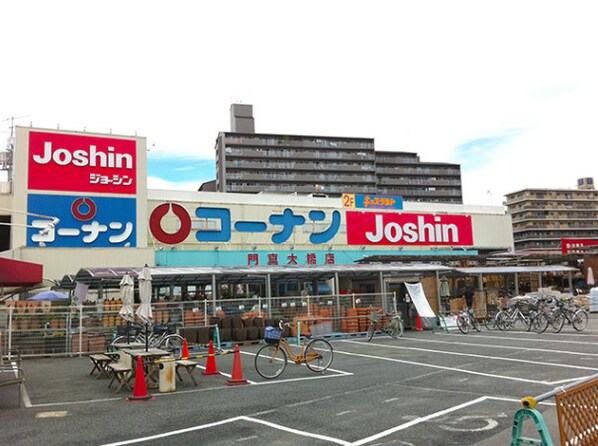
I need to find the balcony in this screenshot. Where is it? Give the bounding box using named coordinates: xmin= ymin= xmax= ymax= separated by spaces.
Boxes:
xmin=223 ymin=135 xmax=375 ymax=151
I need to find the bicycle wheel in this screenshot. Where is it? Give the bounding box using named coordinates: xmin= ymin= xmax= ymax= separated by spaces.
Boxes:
xmin=496 ymin=312 xmax=510 ymax=331
xmin=162 ymin=334 xmax=184 ymax=359
xmin=366 ymin=322 xmax=376 ymax=342
xmin=457 ymin=315 xmax=469 ymax=334
xmin=386 ymin=318 xmax=402 ymax=339
xmin=471 ymin=315 xmax=481 ymax=332
xmin=304 ymin=338 xmax=334 ymax=373
xmin=522 ymin=314 xmax=533 ymax=332
xmin=254 ymin=344 xmax=287 ymax=379
xmin=551 ymin=311 xmax=565 ymax=333
xmin=397 ymin=317 xmax=404 ymax=338
xmin=483 ymin=315 xmax=496 ymax=330
xmin=572 ymin=310 xmax=588 ymax=331
xmin=110 ymin=335 xmax=136 ymax=347
xmin=532 ymin=313 xmax=549 ymax=334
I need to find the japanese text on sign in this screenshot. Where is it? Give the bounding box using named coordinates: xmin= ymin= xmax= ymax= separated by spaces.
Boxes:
xmin=342 ymin=193 xmax=403 ymax=210
xmin=149 ymin=204 xmax=341 ymax=245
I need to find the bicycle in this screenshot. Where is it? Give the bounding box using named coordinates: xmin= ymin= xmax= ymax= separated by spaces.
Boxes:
xmin=548 ymin=297 xmax=588 ymax=333
xmin=527 ymin=297 xmax=553 ymax=334
xmin=482 ymin=302 xmax=501 ymax=330
xmin=254 ymin=321 xmax=334 ymax=379
xmin=495 ymin=298 xmax=533 ymax=331
xmin=456 ymin=308 xmax=481 ymax=334
xmin=366 ymin=309 xmax=403 ymax=341
xmin=111 ymin=323 xmax=185 ymax=358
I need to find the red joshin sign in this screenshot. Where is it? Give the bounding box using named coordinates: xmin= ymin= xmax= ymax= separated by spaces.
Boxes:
xmin=346 ymin=211 xmax=473 ymax=246
xmin=27 ymin=131 xmax=137 ymax=194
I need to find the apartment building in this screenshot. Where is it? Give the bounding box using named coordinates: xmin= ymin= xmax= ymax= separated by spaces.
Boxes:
xmin=505 ymin=177 xmax=598 ymax=252
xmin=213 ymin=104 xmax=463 ymax=203
xmin=375 ymin=151 xmax=462 ymax=203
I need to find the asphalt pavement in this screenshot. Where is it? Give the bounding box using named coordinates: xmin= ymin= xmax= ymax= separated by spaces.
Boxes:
xmin=3 ymin=315 xmax=598 ymax=445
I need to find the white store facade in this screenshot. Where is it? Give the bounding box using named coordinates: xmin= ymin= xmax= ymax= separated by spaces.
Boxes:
xmin=0 ymin=127 xmax=514 ymax=287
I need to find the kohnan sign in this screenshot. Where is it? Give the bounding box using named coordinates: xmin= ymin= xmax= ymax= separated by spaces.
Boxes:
xmin=346 ymin=211 xmax=473 ymax=246
xmin=27 ymin=131 xmax=137 ymax=194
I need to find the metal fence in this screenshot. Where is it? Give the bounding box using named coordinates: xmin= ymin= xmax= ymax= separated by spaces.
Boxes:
xmin=0 ymin=292 xmax=398 ymax=357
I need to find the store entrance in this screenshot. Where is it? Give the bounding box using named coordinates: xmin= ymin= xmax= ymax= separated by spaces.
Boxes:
xmin=386 ymin=282 xmax=412 ymax=329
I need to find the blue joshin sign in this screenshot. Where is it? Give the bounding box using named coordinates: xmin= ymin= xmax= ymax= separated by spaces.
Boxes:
xmin=27 ymin=194 xmax=136 ymax=247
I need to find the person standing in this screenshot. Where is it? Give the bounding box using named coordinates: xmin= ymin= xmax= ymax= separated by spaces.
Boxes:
xmin=463 ymin=285 xmax=474 ymax=312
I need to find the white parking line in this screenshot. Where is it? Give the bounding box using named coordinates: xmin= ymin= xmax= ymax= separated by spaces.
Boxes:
xmin=333 ymin=349 xmax=552 ymax=384
xmin=100 ymin=415 xmax=352 ymax=446
xmin=362 ymin=334 xmax=598 ymax=358
xmin=352 ymin=396 xmax=488 ymax=445
xmin=98 ymin=390 xmax=549 ymax=446
xmin=340 ymin=339 xmax=598 ymax=371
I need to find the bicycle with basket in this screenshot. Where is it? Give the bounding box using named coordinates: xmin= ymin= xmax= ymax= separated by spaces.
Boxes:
xmin=254 ymin=321 xmax=334 ymax=379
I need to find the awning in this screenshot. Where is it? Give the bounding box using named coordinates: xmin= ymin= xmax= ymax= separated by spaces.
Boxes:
xmin=59 ymin=263 xmax=453 ymax=289
xmin=455 ymin=266 xmax=578 ymax=275
xmin=0 ymin=257 xmax=43 ymax=287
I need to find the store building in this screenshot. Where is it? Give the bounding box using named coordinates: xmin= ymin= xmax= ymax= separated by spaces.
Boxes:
xmin=213 ymin=104 xmax=463 ymax=203
xmin=0 ymin=126 xmax=513 ymax=292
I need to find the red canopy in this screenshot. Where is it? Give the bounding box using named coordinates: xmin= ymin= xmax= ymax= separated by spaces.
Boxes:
xmin=0 ymin=258 xmax=43 ymax=287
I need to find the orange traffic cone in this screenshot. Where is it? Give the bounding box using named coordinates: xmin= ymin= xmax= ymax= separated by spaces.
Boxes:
xmin=225 ymin=345 xmax=249 ymax=386
xmin=415 ymin=314 xmax=423 ymax=331
xmin=202 ymin=340 xmax=220 ymax=376
xmin=126 ymin=357 xmax=154 ymax=402
xmin=181 ymin=338 xmax=189 ymax=360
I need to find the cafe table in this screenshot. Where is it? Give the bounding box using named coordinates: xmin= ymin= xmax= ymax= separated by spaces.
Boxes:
xmin=120 ymin=347 xmax=170 ymax=387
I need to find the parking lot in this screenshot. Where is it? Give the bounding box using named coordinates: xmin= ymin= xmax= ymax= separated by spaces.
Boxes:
xmin=3 ymin=316 xmax=598 ymax=445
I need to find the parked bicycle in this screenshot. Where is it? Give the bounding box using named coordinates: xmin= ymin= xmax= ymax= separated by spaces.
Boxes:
xmin=527 ymin=297 xmax=553 ymax=334
xmin=366 ymin=309 xmax=404 ymax=341
xmin=548 ymin=297 xmax=588 ymax=333
xmin=482 ymin=302 xmax=502 ymax=330
xmin=457 ymin=308 xmax=481 ymax=334
xmin=111 ymin=323 xmax=185 ymax=358
xmin=496 ymin=298 xmax=533 ymax=331
xmin=254 ymin=321 xmax=334 ymax=379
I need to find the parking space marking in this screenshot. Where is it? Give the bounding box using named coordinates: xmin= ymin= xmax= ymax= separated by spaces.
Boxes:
xmin=333 ymin=349 xmax=552 ymax=384
xmin=364 ymin=335 xmax=598 ymax=359
xmin=101 ymin=415 xmax=352 ymax=446
xmin=352 ymin=396 xmax=488 ymax=445
xmin=99 ymin=394 xmax=519 ymax=446
xmin=462 ymin=333 xmax=598 ymax=345
xmin=340 ymin=339 xmax=598 ymax=371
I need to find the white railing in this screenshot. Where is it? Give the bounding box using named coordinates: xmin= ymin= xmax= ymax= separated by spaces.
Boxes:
xmin=0 ymin=292 xmax=398 ymax=357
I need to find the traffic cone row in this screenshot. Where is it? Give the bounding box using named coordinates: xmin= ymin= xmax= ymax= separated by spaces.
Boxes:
xmin=126 ymin=338 xmax=249 ymax=401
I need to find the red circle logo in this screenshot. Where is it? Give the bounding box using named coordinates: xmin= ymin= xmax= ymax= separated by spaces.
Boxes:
xmin=149 ymin=203 xmax=192 ymax=244
xmin=71 ymin=198 xmax=97 ymax=221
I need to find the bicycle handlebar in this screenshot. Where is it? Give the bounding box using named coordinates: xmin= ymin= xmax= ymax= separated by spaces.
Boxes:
xmin=278 ymin=320 xmax=290 ymax=330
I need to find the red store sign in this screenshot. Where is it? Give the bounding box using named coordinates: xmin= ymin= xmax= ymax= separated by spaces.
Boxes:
xmin=346 ymin=211 xmax=473 ymax=246
xmin=27 ymin=131 xmax=137 ymax=194
xmin=561 ymin=238 xmax=598 ymax=254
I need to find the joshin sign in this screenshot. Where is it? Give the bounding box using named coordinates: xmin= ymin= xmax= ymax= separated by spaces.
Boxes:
xmin=27 ymin=131 xmax=137 ymax=194
xmin=346 ymin=211 xmax=473 ymax=246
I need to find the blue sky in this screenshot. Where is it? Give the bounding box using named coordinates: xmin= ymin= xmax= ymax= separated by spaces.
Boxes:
xmin=147 ymin=156 xmax=215 ymax=191
xmin=2 ymin=1 xmax=597 ymax=206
